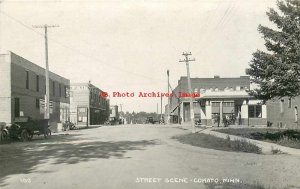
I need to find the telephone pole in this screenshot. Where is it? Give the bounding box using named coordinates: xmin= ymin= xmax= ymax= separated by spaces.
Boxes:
xmin=179 ymin=52 xmax=196 ymax=133
xmin=160 ymin=95 xmax=163 ymax=123
xmin=167 ymin=70 xmax=171 ymax=124
xmin=33 ymin=24 xmax=59 ymax=119
xmin=119 ymin=104 xmax=123 ymax=112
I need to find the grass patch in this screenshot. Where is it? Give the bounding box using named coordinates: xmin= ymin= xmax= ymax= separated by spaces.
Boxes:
xmin=215 ymin=128 xmax=300 ymax=149
xmin=172 ymin=133 xmax=261 ymax=154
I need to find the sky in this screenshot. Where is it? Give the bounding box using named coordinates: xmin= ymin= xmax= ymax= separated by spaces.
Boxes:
xmin=0 ymin=0 xmax=277 ymax=113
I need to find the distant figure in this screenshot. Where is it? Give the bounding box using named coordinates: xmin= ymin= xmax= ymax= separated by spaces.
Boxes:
xmin=223 ymin=115 xmax=229 ymax=127
xmin=217 ymin=114 xmax=220 ymax=127
xmin=238 ymin=110 xmax=242 ymax=125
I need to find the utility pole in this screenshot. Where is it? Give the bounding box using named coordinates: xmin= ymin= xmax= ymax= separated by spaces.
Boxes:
xmin=160 ymin=95 xmax=163 ymax=123
xmin=179 ymin=52 xmax=196 ymax=133
xmin=0 ymin=1 xmax=4 ymax=53
xmin=167 ymin=70 xmax=171 ymax=124
xmin=119 ymin=104 xmax=123 ymax=112
xmin=33 ymin=24 xmax=59 ymax=120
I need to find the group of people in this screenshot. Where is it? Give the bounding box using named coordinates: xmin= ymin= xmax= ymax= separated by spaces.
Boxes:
xmin=213 ymin=114 xmax=235 ymax=127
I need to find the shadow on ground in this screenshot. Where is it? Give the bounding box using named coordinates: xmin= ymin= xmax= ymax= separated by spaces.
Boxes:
xmin=0 ymin=134 xmax=158 ymax=187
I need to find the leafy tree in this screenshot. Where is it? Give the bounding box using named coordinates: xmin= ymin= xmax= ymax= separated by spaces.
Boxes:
xmin=246 ymin=0 xmax=300 ymax=101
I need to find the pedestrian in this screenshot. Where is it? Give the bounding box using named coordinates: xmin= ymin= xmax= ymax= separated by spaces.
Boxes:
xmin=217 ymin=114 xmax=220 ymax=127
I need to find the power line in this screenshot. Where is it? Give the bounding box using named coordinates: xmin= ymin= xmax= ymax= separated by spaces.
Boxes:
xmin=0 ymin=10 xmax=166 ymax=83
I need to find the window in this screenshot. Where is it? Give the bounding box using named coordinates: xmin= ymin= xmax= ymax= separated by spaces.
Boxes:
xmin=295 ymin=106 xmax=298 ymax=122
xmin=248 ymin=105 xmax=262 ymax=118
xmin=280 ymin=99 xmax=284 ymax=113
xmin=53 ymin=81 xmax=55 ymax=96
xmin=223 ymin=102 xmax=234 ymax=107
xmin=64 ymin=86 xmax=67 ymax=98
xmin=212 ymin=102 xmax=220 ymax=107
xmin=59 ymin=84 xmax=62 ymax=97
xmin=36 ymin=75 xmax=39 ymax=92
xmin=288 ymin=98 xmax=292 ymax=108
xmin=36 ymin=99 xmax=40 ymax=109
xmin=15 ymin=98 xmax=20 ymax=117
xmin=25 ymin=71 xmax=29 ymax=89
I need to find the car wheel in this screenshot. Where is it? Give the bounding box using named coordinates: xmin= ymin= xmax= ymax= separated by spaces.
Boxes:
xmin=0 ymin=130 xmax=8 ymax=141
xmin=20 ymin=130 xmax=29 ymax=142
xmin=44 ymin=129 xmax=51 ymax=139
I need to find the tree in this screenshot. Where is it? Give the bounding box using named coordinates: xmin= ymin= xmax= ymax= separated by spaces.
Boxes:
xmin=246 ymin=0 xmax=300 ymax=101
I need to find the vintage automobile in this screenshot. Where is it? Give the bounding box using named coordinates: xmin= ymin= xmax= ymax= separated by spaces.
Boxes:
xmin=0 ymin=122 xmax=9 ymax=142
xmin=10 ymin=117 xmax=51 ymax=141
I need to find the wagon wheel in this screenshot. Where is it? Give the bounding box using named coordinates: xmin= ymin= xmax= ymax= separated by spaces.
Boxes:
xmin=20 ymin=129 xmax=29 ymax=142
xmin=0 ymin=130 xmax=8 ymax=141
xmin=44 ymin=128 xmax=51 ymax=139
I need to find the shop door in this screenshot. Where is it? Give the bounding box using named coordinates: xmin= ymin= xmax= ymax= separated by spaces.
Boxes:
xmin=77 ymin=107 xmax=88 ymax=126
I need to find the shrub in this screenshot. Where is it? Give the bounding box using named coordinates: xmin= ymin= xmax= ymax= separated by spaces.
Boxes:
xmin=277 ymin=136 xmax=300 ymax=149
xmin=230 ymin=139 xmax=262 ymax=154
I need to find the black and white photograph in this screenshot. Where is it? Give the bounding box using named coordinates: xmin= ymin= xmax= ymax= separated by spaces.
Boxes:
xmin=0 ymin=0 xmax=300 ymax=188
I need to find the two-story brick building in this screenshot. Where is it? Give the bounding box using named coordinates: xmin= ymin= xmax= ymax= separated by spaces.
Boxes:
xmin=266 ymin=96 xmax=300 ymax=129
xmin=169 ymin=76 xmax=267 ymax=126
xmin=69 ymin=82 xmax=109 ymax=126
xmin=0 ymin=51 xmax=70 ymax=126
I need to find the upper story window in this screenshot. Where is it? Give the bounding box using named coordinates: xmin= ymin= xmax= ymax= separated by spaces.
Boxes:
xmin=64 ymin=86 xmax=68 ymax=98
xmin=59 ymin=84 xmax=62 ymax=97
xmin=36 ymin=75 xmax=39 ymax=92
xmin=25 ymin=71 xmax=29 ymax=89
xmin=53 ymin=81 xmax=55 ymax=96
xmin=280 ymin=99 xmax=284 ymax=113
xmin=288 ymin=98 xmax=292 ymax=108
xmin=215 ymin=87 xmax=219 ymax=92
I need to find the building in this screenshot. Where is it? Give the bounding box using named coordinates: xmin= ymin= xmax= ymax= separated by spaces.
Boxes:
xmin=267 ymin=96 xmax=300 ymax=128
xmin=109 ymin=105 xmax=119 ymax=125
xmin=0 ymin=51 xmax=70 ymax=127
xmin=69 ymin=82 xmax=109 ymax=126
xmin=169 ymin=76 xmax=267 ymax=126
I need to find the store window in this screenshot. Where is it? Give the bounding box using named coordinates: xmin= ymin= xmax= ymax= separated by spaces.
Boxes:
xmin=248 ymin=105 xmax=262 ymax=118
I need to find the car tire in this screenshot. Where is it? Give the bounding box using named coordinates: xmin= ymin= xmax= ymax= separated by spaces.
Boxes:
xmin=20 ymin=130 xmax=29 ymax=142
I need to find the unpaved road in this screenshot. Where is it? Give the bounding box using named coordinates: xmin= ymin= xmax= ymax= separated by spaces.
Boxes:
xmin=0 ymin=125 xmax=300 ymax=189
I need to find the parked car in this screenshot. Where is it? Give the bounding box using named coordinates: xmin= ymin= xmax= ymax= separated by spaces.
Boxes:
xmin=0 ymin=122 xmax=9 ymax=142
